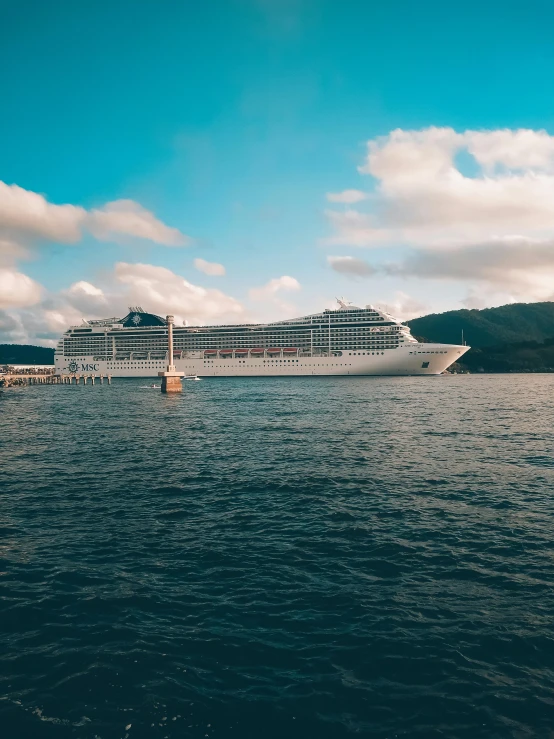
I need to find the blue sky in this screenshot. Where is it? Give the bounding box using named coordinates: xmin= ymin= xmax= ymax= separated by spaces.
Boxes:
xmin=2 ymin=0 xmax=554 ymax=342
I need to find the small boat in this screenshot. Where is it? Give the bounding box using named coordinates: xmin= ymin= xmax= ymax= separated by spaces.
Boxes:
xmin=184 ymin=375 xmax=201 ymax=381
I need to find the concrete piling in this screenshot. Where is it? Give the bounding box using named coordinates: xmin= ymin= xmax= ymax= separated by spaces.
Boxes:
xmin=159 ymin=314 xmax=184 ymax=393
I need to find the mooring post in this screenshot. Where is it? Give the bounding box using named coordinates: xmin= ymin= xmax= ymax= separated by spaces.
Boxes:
xmin=91 ymin=375 xmax=95 ymax=385
xmin=107 ymin=374 xmax=112 ymax=385
xmin=100 ymin=374 xmax=104 ymax=384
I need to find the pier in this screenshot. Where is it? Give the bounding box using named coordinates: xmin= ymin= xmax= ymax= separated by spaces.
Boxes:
xmin=0 ymin=370 xmax=112 ymax=388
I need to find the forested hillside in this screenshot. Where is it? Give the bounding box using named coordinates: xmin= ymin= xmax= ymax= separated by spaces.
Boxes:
xmin=408 ymin=302 xmax=554 ymax=347
xmin=0 ymin=344 xmax=55 ymax=365
xmin=457 ymin=337 xmax=554 ymax=373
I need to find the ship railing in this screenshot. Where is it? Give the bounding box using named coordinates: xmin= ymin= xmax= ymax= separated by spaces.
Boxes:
xmin=188 ymin=348 xmax=358 ymax=359
xmin=196 ymin=348 xmax=305 ymax=359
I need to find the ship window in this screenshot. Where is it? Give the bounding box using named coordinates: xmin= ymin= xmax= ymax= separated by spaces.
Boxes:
xmin=422 ymin=361 xmax=429 ymax=368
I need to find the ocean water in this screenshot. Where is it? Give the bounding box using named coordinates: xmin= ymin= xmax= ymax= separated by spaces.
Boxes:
xmin=1 ymin=374 xmax=554 ymax=739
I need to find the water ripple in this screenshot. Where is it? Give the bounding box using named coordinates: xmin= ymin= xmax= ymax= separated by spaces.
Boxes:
xmin=1 ymin=375 xmax=554 ymax=738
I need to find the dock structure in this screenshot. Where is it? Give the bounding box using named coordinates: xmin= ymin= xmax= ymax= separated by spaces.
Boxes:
xmin=0 ymin=372 xmax=112 ymax=388
xmin=158 ymin=315 xmax=184 ymax=393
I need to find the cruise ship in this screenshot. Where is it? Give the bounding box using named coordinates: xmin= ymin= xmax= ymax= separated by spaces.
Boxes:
xmin=54 ymin=300 xmax=469 ymax=377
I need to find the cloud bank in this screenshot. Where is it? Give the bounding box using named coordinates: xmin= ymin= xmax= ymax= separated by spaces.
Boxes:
xmin=0 ymin=181 xmax=190 ymax=247
xmin=325 ymin=126 xmax=554 ymax=302
xmin=0 ymin=180 xmax=195 ymax=343
xmin=0 ymin=268 xmax=42 ymax=309
xmin=0 ymin=262 xmax=247 ymax=346
xmin=327 ymin=255 xmax=375 ymax=277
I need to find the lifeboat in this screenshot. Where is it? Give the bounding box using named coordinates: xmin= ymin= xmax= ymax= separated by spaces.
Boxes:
xmin=219 ymin=348 xmax=233 ymax=354
xmin=267 ymin=347 xmax=281 ymax=353
xmin=250 ymin=348 xmax=264 ymax=354
xmin=283 ymin=347 xmax=298 ymax=353
xmin=235 ymin=349 xmax=248 ymax=354
xmin=204 ymin=350 xmax=217 ymax=355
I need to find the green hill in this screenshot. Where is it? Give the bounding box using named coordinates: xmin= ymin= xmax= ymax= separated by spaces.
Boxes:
xmin=407 ymin=301 xmax=554 ymax=347
xmin=458 ymin=337 xmax=554 ymax=373
xmin=0 ymin=344 xmax=55 ymax=365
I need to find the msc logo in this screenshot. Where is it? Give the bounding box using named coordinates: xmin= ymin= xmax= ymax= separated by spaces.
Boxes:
xmin=68 ymin=362 xmax=99 ymax=373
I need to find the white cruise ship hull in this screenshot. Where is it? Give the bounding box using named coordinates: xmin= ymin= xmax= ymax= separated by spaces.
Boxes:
xmin=55 ymin=343 xmax=469 ymax=378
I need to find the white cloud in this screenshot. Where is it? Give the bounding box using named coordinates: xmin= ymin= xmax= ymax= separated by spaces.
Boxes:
xmin=0 ymin=268 xmax=42 ymax=309
xmin=377 ymin=291 xmax=429 ymax=321
xmin=114 ymin=262 xmax=244 ymax=324
xmin=248 ymin=275 xmax=301 ymax=301
xmin=0 ymin=238 xmax=29 ymax=267
xmin=67 ymin=280 xmax=105 ymax=298
xmin=0 ymin=181 xmax=190 ymax=248
xmin=0 ymin=181 xmax=85 ymax=243
xmin=193 ymin=257 xmax=226 ymax=276
xmin=248 ymin=275 xmax=301 ymax=319
xmin=63 ymin=280 xmax=109 ymax=313
xmin=325 ymin=126 xmax=554 ymax=299
xmin=385 ymin=236 xmax=554 ymax=301
xmin=42 ymin=307 xmax=85 ymax=334
xmin=327 ymin=255 xmax=375 ymax=277
xmin=326 ymin=127 xmax=554 ymax=248
xmin=0 ymin=262 xmax=247 ymax=346
xmin=88 ymin=200 xmax=189 ymax=246
xmin=466 ymin=129 xmax=554 ymax=172
xmin=326 ymin=189 xmax=368 ymax=204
